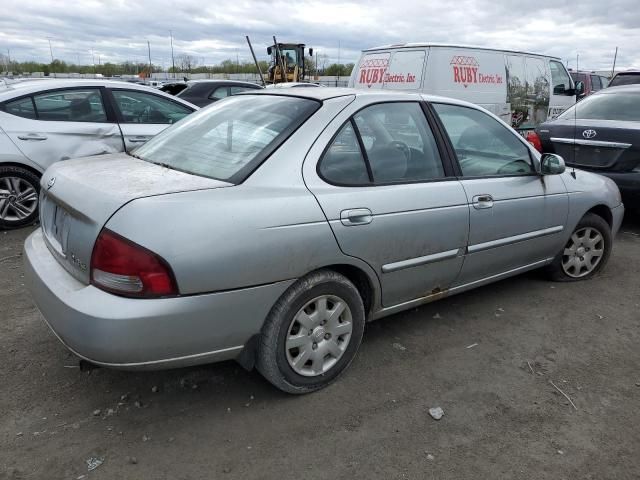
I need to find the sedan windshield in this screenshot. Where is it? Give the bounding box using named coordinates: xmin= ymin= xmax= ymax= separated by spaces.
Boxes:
xmin=558 ymin=92 xmax=640 ymax=122
xmin=134 ymin=95 xmax=320 ymax=182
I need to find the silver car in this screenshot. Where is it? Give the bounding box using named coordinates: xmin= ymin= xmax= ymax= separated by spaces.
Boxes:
xmin=24 ymin=89 xmax=624 ymax=394
xmin=0 ymin=79 xmax=198 ymax=229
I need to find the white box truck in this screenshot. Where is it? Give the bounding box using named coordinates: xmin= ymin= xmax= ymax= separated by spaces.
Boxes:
xmin=348 ymin=43 xmax=583 ymax=131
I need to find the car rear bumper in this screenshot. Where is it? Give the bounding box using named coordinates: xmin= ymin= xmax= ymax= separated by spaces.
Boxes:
xmin=598 ymin=171 xmax=640 ymax=209
xmin=24 ymin=228 xmax=293 ymax=369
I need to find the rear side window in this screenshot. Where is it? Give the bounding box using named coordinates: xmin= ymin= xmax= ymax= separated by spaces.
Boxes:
xmin=112 ymin=90 xmax=192 ymax=124
xmin=134 ymin=95 xmax=319 ymax=183
xmin=33 ymin=89 xmax=107 ymax=122
xmin=209 ymin=87 xmax=229 ymax=100
xmin=319 ymin=122 xmax=370 ymax=185
xmin=590 ymin=75 xmax=602 ymax=91
xmin=558 ymin=92 xmax=640 ymax=121
xmin=319 ymin=102 xmax=445 ymax=185
xmin=434 ymin=103 xmax=534 ymax=177
xmin=4 ymin=97 xmax=37 ymax=119
xmin=550 ymin=61 xmax=572 ymax=94
xmin=609 ymin=73 xmax=640 ymax=87
xmin=230 ymin=86 xmax=257 ymax=95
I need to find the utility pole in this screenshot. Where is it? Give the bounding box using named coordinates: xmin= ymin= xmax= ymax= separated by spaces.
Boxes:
xmin=611 ymin=47 xmax=618 ymax=78
xmin=147 ymin=40 xmax=152 ymax=80
xmin=337 ymin=40 xmax=341 ymax=86
xmin=48 ymin=37 xmax=55 ymax=78
xmin=170 ymin=30 xmax=176 ymax=78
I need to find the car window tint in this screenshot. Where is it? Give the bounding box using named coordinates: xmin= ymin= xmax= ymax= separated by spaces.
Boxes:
xmin=230 ymin=86 xmax=255 ymax=95
xmin=433 ymin=103 xmax=534 ymax=177
xmin=209 ymin=87 xmax=230 ymax=100
xmin=609 ymin=74 xmax=640 ymax=87
xmin=33 ymin=89 xmax=106 ymax=122
xmin=550 ymin=61 xmax=571 ymax=94
xmin=353 ymin=103 xmax=445 ymax=183
xmin=319 ymin=122 xmax=370 ymax=185
xmin=112 ymin=90 xmax=191 ymax=124
xmin=558 ymin=92 xmax=640 ymax=121
xmin=4 ymin=97 xmax=36 ymax=119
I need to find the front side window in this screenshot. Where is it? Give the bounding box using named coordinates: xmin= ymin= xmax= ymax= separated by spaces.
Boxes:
xmin=230 ymin=86 xmax=257 ymax=95
xmin=557 ymin=92 xmax=640 ymax=122
xmin=33 ymin=89 xmax=107 ymax=122
xmin=112 ymin=90 xmax=192 ymax=124
xmin=550 ymin=61 xmax=572 ymax=95
xmin=134 ymin=95 xmax=319 ymax=183
xmin=590 ymin=75 xmax=602 ymax=91
xmin=433 ymin=103 xmax=534 ymax=177
xmin=4 ymin=97 xmax=36 ymax=119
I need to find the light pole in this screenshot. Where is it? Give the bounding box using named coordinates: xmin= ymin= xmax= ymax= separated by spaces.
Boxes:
xmin=170 ymin=30 xmax=176 ymax=78
xmin=147 ymin=40 xmax=152 ymax=80
xmin=47 ymin=37 xmax=55 ymax=77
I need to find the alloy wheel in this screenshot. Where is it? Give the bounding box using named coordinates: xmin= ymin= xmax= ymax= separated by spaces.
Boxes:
xmin=0 ymin=176 xmax=38 ymax=222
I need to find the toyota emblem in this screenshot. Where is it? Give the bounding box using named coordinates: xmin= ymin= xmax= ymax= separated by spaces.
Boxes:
xmin=582 ymin=129 xmax=597 ymax=139
xmin=47 ymin=177 xmax=56 ymax=190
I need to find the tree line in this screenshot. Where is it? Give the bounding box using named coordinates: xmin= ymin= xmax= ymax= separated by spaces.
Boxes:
xmin=1 ymin=53 xmax=354 ymax=77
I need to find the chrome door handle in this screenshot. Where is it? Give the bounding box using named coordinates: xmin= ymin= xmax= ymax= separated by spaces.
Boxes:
xmin=340 ymin=208 xmax=373 ymax=226
xmin=17 ymin=134 xmax=47 ymax=141
xmin=129 ymin=136 xmax=149 ymax=143
xmin=472 ymin=194 xmax=494 ymax=209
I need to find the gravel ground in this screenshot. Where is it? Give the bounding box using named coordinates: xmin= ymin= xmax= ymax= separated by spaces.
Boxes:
xmin=1 ymin=213 xmax=639 ymax=480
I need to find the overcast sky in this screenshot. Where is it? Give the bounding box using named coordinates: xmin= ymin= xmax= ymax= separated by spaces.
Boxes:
xmin=1 ymin=0 xmax=637 ymax=71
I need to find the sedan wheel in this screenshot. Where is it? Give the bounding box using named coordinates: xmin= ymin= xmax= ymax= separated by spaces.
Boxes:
xmin=257 ymin=270 xmax=365 ymax=394
xmin=0 ymin=166 xmax=41 ymax=230
xmin=548 ymin=213 xmax=612 ymax=282
xmin=285 ymin=295 xmax=353 ymax=377
xmin=561 ymin=227 xmax=605 ymax=278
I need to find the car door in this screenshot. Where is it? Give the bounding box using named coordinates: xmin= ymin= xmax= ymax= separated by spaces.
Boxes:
xmin=0 ymin=87 xmax=122 ymax=171
xmin=303 ymin=98 xmax=469 ymax=307
xmin=108 ymin=88 xmax=194 ymax=151
xmin=432 ymin=102 xmax=568 ymax=284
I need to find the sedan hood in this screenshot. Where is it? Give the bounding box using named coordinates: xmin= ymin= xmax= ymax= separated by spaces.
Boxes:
xmin=39 ymin=153 xmax=231 ymax=284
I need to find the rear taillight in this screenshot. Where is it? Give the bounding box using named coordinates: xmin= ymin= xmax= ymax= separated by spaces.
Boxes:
xmin=526 ymin=131 xmax=543 ymax=153
xmin=90 ymin=229 xmax=178 ymax=298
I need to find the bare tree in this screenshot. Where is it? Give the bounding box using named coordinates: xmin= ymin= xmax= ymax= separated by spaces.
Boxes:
xmin=176 ymin=54 xmax=198 ymax=73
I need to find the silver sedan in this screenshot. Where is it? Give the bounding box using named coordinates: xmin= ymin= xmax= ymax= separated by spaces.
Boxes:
xmin=24 ymin=88 xmax=624 ymax=394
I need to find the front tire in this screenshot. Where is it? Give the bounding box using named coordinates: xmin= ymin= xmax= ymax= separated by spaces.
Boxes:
xmin=0 ymin=166 xmax=41 ymax=230
xmin=256 ymin=270 xmax=365 ymax=394
xmin=547 ymin=213 xmax=612 ymax=281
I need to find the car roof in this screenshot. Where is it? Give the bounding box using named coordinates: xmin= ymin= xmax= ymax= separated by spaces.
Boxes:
xmin=595 ymin=84 xmax=640 ymax=94
xmin=245 ymin=87 xmax=483 ymax=109
xmin=186 ymin=79 xmax=261 ymax=86
xmin=0 ymin=78 xmax=199 ymax=108
xmin=361 ymin=42 xmax=561 ymax=60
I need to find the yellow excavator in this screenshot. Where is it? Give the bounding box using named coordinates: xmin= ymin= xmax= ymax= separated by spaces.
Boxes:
xmin=246 ymin=36 xmax=313 ymax=85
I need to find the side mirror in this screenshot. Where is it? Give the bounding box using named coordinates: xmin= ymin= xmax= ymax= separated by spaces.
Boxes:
xmin=309 ymin=48 xmax=314 ymax=57
xmin=540 ymin=153 xmax=566 ymax=175
xmin=267 ymin=47 xmax=272 ymax=55
xmin=575 ymin=80 xmax=585 ymax=98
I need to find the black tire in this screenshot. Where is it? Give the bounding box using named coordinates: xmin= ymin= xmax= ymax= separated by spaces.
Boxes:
xmin=0 ymin=165 xmax=41 ymax=230
xmin=547 ymin=212 xmax=612 ymax=282
xmin=256 ymin=270 xmax=365 ymax=394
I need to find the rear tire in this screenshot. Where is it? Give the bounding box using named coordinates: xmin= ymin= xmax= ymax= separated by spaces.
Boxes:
xmin=547 ymin=213 xmax=612 ymax=282
xmin=0 ymin=166 xmax=41 ymax=230
xmin=256 ymin=270 xmax=365 ymax=394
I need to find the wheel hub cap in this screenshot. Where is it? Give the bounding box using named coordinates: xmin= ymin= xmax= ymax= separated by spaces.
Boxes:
xmin=561 ymin=226 xmax=605 ymax=278
xmin=285 ymin=294 xmax=353 ymax=377
xmin=0 ymin=176 xmax=38 ymax=223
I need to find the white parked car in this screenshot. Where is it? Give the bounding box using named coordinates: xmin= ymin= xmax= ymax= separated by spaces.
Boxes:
xmin=0 ymin=80 xmax=198 ymax=229
xmin=349 ymin=43 xmax=584 ymax=131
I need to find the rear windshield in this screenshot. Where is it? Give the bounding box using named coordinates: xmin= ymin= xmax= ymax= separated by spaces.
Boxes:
xmin=608 ymin=73 xmax=640 ymax=87
xmin=558 ymin=91 xmax=640 ymax=122
xmin=134 ymin=95 xmax=320 ymax=183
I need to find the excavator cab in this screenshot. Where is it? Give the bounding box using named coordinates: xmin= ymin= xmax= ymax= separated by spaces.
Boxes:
xmin=267 ymin=43 xmax=313 ymax=84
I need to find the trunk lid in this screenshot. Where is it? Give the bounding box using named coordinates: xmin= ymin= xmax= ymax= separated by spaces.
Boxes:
xmin=538 ymin=119 xmax=640 ymax=171
xmin=40 ymin=153 xmax=231 ymax=284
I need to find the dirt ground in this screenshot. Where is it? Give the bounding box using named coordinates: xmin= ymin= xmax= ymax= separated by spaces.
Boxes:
xmin=1 ymin=214 xmax=639 ymax=480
